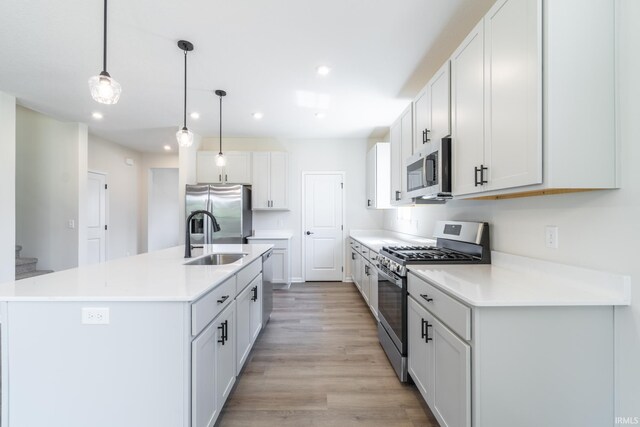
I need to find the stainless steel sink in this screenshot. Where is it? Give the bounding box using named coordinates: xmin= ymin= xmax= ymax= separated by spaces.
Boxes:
xmin=184 ymin=253 xmax=247 ymax=266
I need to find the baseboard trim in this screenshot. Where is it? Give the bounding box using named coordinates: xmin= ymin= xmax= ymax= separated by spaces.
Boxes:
xmin=291 ymin=277 xmax=304 ymax=283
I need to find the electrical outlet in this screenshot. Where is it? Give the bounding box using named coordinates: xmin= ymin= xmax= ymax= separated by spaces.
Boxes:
xmin=82 ymin=307 xmax=110 ymax=325
xmin=545 ymin=226 xmax=559 ymax=249
xmin=67 ymin=219 xmax=75 ymax=229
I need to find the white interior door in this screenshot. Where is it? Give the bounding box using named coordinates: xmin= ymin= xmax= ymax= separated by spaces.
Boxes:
xmin=87 ymin=172 xmax=107 ymax=264
xmin=303 ymin=173 xmax=344 ymax=281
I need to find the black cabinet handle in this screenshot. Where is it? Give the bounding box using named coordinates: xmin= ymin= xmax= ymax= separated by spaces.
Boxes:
xmin=475 ymin=164 xmax=488 ymax=186
xmin=219 ymin=174 xmax=222 ymax=182
xmin=217 ymin=295 xmax=230 ymax=304
xmin=420 ymin=294 xmax=433 ymax=302
xmin=251 ymin=286 xmax=258 ymax=302
xmin=395 ymin=190 xmax=401 ymax=201
xmin=422 ymin=128 xmax=431 ymax=144
xmin=225 ymin=174 xmax=228 ymax=182
xmin=217 ymin=322 xmax=226 ymax=345
xmin=425 ymin=321 xmax=433 ymax=343
xmin=365 ymin=265 xmax=369 ymax=275
xmin=421 ymin=318 xmax=427 ymax=339
xmin=367 ymin=199 xmax=371 ymax=207
xmin=351 ymin=253 xmax=356 ymax=260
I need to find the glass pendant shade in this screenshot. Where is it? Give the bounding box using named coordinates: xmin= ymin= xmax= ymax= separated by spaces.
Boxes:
xmin=215 ymin=153 xmax=226 ymax=167
xmin=89 ymin=73 xmax=121 ymax=105
xmin=176 ymin=127 xmax=194 ymax=147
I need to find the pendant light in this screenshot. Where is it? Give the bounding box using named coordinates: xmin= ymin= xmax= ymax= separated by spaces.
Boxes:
xmin=215 ymin=89 xmax=227 ymax=166
xmin=176 ymin=40 xmax=194 ymax=147
xmin=88 ymin=0 xmax=122 ymax=104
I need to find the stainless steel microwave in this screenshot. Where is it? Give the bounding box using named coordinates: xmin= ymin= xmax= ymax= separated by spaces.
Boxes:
xmin=406 ymin=137 xmax=452 ymax=200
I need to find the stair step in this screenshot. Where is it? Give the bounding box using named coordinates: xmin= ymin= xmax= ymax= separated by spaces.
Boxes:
xmin=15 ymin=257 xmax=38 ymax=274
xmin=15 ymin=245 xmax=22 ymax=258
xmin=15 ymin=270 xmax=54 ymax=281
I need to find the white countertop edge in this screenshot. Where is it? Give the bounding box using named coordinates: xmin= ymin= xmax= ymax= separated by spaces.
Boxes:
xmin=247 ymin=230 xmax=294 ymax=240
xmin=408 ymin=251 xmax=631 ymax=307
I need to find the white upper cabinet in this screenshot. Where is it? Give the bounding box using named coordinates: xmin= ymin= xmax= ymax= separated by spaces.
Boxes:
xmin=451 ymin=0 xmax=616 ymax=198
xmin=196 ymin=151 xmax=251 ymax=185
xmin=390 ymin=104 xmax=414 ymax=205
xmin=251 ymin=152 xmax=289 ymax=210
xmin=366 ymin=142 xmax=391 ymax=209
xmin=414 ymin=61 xmax=451 ymax=154
xmin=451 ymin=21 xmax=488 ymax=196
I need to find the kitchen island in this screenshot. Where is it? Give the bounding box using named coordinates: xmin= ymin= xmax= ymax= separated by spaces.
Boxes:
xmin=0 ymin=244 xmax=272 ymax=427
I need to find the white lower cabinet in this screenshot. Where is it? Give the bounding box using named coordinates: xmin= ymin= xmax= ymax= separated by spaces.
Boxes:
xmin=247 ymin=237 xmax=291 ymax=285
xmin=408 ymin=272 xmax=615 ymax=427
xmin=215 ymin=301 xmax=236 ymax=414
xmin=236 ymin=273 xmax=263 ymax=375
xmin=191 ymin=299 xmax=236 ymax=427
xmin=368 ymin=262 xmax=378 ymax=319
xmin=349 ymin=238 xmax=380 ymax=320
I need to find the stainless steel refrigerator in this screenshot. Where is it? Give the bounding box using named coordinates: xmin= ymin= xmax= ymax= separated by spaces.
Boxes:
xmin=185 ymin=184 xmax=252 ymax=244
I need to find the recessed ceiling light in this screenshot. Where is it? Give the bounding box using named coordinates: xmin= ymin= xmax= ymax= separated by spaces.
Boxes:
xmin=163 ymin=145 xmax=172 ymax=151
xmin=315 ymin=112 xmax=326 ymax=119
xmin=190 ymin=112 xmax=200 ymax=119
xmin=92 ymin=112 xmax=103 ymax=120
xmin=316 ymin=65 xmax=331 ymax=76
xmin=252 ymin=112 xmax=263 ymax=120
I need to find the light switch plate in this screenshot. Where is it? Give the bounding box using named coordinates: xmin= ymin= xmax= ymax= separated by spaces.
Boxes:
xmin=545 ymin=226 xmax=559 ymax=249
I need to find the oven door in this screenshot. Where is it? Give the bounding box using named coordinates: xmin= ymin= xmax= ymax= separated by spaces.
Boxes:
xmin=377 ymin=266 xmax=407 ymax=356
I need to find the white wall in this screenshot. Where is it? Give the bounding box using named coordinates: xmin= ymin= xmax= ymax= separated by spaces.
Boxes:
xmin=0 ymin=92 xmax=16 ymax=283
xmin=200 ymin=137 xmax=385 ymax=281
xmin=148 ymin=168 xmax=179 ymax=251
xmin=384 ymin=1 xmax=640 ymax=416
xmin=15 ymin=106 xmax=87 ymax=272
xmin=88 ymin=135 xmax=142 ymax=260
xmin=138 ymin=153 xmax=179 ymax=253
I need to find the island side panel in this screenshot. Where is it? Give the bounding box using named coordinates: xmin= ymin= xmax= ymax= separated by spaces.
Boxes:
xmin=472 ymin=305 xmax=614 ymax=427
xmin=6 ymin=301 xmax=190 ymax=427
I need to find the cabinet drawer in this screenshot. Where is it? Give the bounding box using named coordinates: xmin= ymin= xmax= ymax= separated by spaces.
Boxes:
xmin=408 ymin=273 xmax=471 ymax=340
xmin=236 ymin=258 xmax=262 ymax=294
xmin=192 ymin=276 xmax=236 ymax=336
xmin=359 ymin=246 xmax=369 ymax=258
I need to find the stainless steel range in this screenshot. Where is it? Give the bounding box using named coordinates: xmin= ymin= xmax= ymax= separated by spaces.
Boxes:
xmin=376 ymin=221 xmax=491 ymax=381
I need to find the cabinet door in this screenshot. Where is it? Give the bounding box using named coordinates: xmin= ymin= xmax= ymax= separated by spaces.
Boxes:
xmin=407 ymin=297 xmax=433 ymax=405
xmin=197 ymin=152 xmax=223 ymax=184
xmin=192 ymin=321 xmax=218 ymax=427
xmin=389 ymin=118 xmax=403 ymax=204
xmin=350 ymin=249 xmax=358 ymax=285
xmin=430 ymin=61 xmax=451 ymax=143
xmin=368 ymin=266 xmax=378 ymax=319
xmin=235 ymin=283 xmax=253 ymax=375
xmin=400 ymin=105 xmax=413 ymax=199
xmin=484 ymin=0 xmax=541 ymax=191
xmin=413 ymin=86 xmax=430 ymax=154
xmin=366 ymin=146 xmax=376 ymax=209
xmin=354 ymin=253 xmax=362 ymax=290
xmin=216 ymin=301 xmax=236 ymax=413
xmin=360 ymin=260 xmax=370 ymax=304
xmin=269 ymin=152 xmax=289 ymax=209
xmin=451 ymin=21 xmax=486 ymax=196
xmin=251 ymin=152 xmax=270 ymax=209
xmin=224 ymin=152 xmax=252 ymax=184
xmin=432 ymin=316 xmax=471 ymax=427
xmin=250 ymin=277 xmax=263 ymax=344
xmin=271 ymin=249 xmax=286 ymax=284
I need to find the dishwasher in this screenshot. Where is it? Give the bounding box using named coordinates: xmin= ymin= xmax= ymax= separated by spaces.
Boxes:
xmin=262 ymin=249 xmax=274 ymax=328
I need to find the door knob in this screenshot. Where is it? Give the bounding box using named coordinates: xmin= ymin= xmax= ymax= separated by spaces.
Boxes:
xmin=306 ymin=231 xmax=314 ymax=235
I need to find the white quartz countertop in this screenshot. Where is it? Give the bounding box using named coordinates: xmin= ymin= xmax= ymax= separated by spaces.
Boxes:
xmin=408 ymin=252 xmax=631 ymax=307
xmin=0 ymin=244 xmax=273 ymax=302
xmin=247 ymin=230 xmax=293 ymax=240
xmin=349 ymin=229 xmax=436 ymax=253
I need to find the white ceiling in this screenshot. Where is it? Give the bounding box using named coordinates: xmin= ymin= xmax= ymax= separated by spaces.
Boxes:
xmin=0 ymin=0 xmax=469 ymax=152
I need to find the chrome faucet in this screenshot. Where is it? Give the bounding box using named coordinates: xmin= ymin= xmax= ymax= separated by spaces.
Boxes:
xmin=185 ymin=210 xmax=221 ymax=258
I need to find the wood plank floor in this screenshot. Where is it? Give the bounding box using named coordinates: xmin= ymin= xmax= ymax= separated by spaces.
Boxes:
xmin=218 ymin=282 xmax=439 ymax=427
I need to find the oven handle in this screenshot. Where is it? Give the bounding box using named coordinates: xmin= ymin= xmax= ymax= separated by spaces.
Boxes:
xmin=376 ymin=265 xmax=403 ymax=288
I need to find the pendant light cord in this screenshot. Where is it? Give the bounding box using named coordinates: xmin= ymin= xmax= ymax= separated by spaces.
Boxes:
xmin=219 ymin=95 xmax=223 ymax=155
xmin=183 ymin=50 xmax=187 ymax=128
xmin=102 ymin=0 xmax=108 ymax=72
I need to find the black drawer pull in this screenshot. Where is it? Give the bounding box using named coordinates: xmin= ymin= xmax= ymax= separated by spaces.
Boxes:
xmin=217 ymin=295 xmax=229 ymax=304
xmin=420 ymin=294 xmax=433 ymax=302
